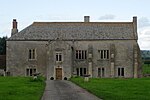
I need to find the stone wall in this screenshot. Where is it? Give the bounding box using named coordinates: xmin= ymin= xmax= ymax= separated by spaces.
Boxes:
xmin=47 ymin=40 xmax=72 ymax=80
xmin=6 ymin=41 xmax=47 ymax=76
xmin=73 ymin=40 xmax=137 ymax=78
xmin=6 ymin=39 xmax=141 ymax=78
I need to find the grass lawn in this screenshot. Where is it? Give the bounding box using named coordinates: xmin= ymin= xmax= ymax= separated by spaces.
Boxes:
xmin=142 ymin=64 xmax=150 ymax=74
xmin=70 ymin=77 xmax=150 ymax=100
xmin=0 ymin=76 xmax=45 ymax=100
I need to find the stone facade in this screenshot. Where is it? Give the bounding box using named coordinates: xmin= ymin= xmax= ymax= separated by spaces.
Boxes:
xmin=6 ymin=16 xmax=142 ymax=80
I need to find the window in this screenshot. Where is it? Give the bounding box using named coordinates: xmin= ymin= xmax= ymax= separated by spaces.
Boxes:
xmin=76 ymin=68 xmax=79 ymax=76
xmin=84 ymin=68 xmax=86 ymax=75
xmin=76 ymin=50 xmax=87 ymax=60
xmin=80 ymin=68 xmax=83 ymax=76
xmin=98 ymin=67 xmax=105 ymax=77
xmin=98 ymin=50 xmax=109 ymax=59
xmin=29 ymin=49 xmax=36 ymax=60
xmin=118 ymin=68 xmax=124 ymax=77
xmin=56 ymin=52 xmax=62 ymax=61
xmin=76 ymin=68 xmax=87 ymax=76
xmin=26 ymin=68 xmax=36 ymax=76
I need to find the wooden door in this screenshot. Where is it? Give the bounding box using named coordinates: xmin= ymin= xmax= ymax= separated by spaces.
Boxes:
xmin=56 ymin=68 xmax=62 ymax=80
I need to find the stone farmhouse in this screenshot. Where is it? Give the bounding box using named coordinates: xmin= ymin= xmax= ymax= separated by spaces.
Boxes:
xmin=6 ymin=16 xmax=142 ymax=80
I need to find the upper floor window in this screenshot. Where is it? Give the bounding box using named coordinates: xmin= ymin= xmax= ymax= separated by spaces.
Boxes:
xmin=76 ymin=50 xmax=87 ymax=60
xmin=56 ymin=52 xmax=62 ymax=62
xmin=98 ymin=50 xmax=109 ymax=60
xmin=29 ymin=49 xmax=36 ymax=60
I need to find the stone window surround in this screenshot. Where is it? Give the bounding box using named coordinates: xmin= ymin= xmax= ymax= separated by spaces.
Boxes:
xmin=28 ymin=48 xmax=37 ymax=60
xmin=26 ymin=67 xmax=37 ymax=76
xmin=75 ymin=50 xmax=87 ymax=60
xmin=98 ymin=67 xmax=105 ymax=77
xmin=98 ymin=50 xmax=110 ymax=60
xmin=55 ymin=51 xmax=63 ymax=62
xmin=76 ymin=67 xmax=87 ymax=76
xmin=118 ymin=67 xmax=125 ymax=77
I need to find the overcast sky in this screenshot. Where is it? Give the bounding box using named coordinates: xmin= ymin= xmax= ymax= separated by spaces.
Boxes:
xmin=0 ymin=0 xmax=150 ymax=50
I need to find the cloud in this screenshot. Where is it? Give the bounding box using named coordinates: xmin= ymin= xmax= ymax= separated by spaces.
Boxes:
xmin=138 ymin=26 xmax=150 ymax=50
xmin=138 ymin=17 xmax=150 ymax=28
xmin=99 ymin=14 xmax=115 ymax=20
xmin=137 ymin=17 xmax=150 ymax=50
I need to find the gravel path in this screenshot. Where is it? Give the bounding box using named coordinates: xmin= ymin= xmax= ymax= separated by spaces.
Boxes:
xmin=41 ymin=80 xmax=102 ymax=100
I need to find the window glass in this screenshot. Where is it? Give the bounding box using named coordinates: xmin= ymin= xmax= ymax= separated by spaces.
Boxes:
xmin=26 ymin=68 xmax=36 ymax=76
xmin=98 ymin=50 xmax=109 ymax=60
xmin=76 ymin=50 xmax=87 ymax=60
xmin=118 ymin=68 xmax=124 ymax=77
xmin=98 ymin=67 xmax=105 ymax=77
xmin=29 ymin=49 xmax=36 ymax=60
xmin=56 ymin=52 xmax=62 ymax=61
xmin=76 ymin=68 xmax=87 ymax=76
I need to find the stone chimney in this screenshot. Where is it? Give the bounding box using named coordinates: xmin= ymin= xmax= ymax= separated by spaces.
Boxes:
xmin=11 ymin=19 xmax=18 ymax=36
xmin=133 ymin=16 xmax=138 ymax=39
xmin=84 ymin=16 xmax=90 ymax=22
xmin=133 ymin=16 xmax=137 ymax=24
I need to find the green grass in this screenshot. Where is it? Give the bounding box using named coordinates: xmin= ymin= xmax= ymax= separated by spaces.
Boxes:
xmin=142 ymin=64 xmax=150 ymax=74
xmin=70 ymin=77 xmax=150 ymax=100
xmin=0 ymin=76 xmax=45 ymax=100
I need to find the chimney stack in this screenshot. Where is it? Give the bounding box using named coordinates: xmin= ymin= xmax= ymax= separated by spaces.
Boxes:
xmin=133 ymin=16 xmax=137 ymax=24
xmin=133 ymin=16 xmax=138 ymax=39
xmin=11 ymin=19 xmax=18 ymax=36
xmin=84 ymin=16 xmax=90 ymax=22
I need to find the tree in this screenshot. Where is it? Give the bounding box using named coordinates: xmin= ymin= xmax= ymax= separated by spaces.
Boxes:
xmin=0 ymin=36 xmax=7 ymax=55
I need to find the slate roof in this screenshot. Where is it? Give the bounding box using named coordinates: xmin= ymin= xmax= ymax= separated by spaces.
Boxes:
xmin=8 ymin=22 xmax=136 ymax=41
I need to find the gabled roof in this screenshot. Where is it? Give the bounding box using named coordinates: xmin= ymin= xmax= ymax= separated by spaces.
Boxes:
xmin=8 ymin=22 xmax=136 ymax=41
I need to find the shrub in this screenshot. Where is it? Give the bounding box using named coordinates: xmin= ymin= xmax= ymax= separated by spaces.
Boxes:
xmin=50 ymin=77 xmax=54 ymax=80
xmin=64 ymin=77 xmax=67 ymax=80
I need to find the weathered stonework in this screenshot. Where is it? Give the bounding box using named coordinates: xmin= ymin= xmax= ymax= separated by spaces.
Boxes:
xmin=6 ymin=16 xmax=142 ymax=79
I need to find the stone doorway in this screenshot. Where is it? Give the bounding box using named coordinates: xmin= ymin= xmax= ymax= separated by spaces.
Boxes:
xmin=56 ymin=68 xmax=62 ymax=80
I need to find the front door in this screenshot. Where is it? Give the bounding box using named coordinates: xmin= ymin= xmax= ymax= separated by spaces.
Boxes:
xmin=56 ymin=68 xmax=62 ymax=80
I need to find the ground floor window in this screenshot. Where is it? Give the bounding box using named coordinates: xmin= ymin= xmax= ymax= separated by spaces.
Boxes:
xmin=118 ymin=68 xmax=124 ymax=77
xmin=76 ymin=68 xmax=87 ymax=76
xmin=26 ymin=68 xmax=36 ymax=76
xmin=98 ymin=67 xmax=105 ymax=77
